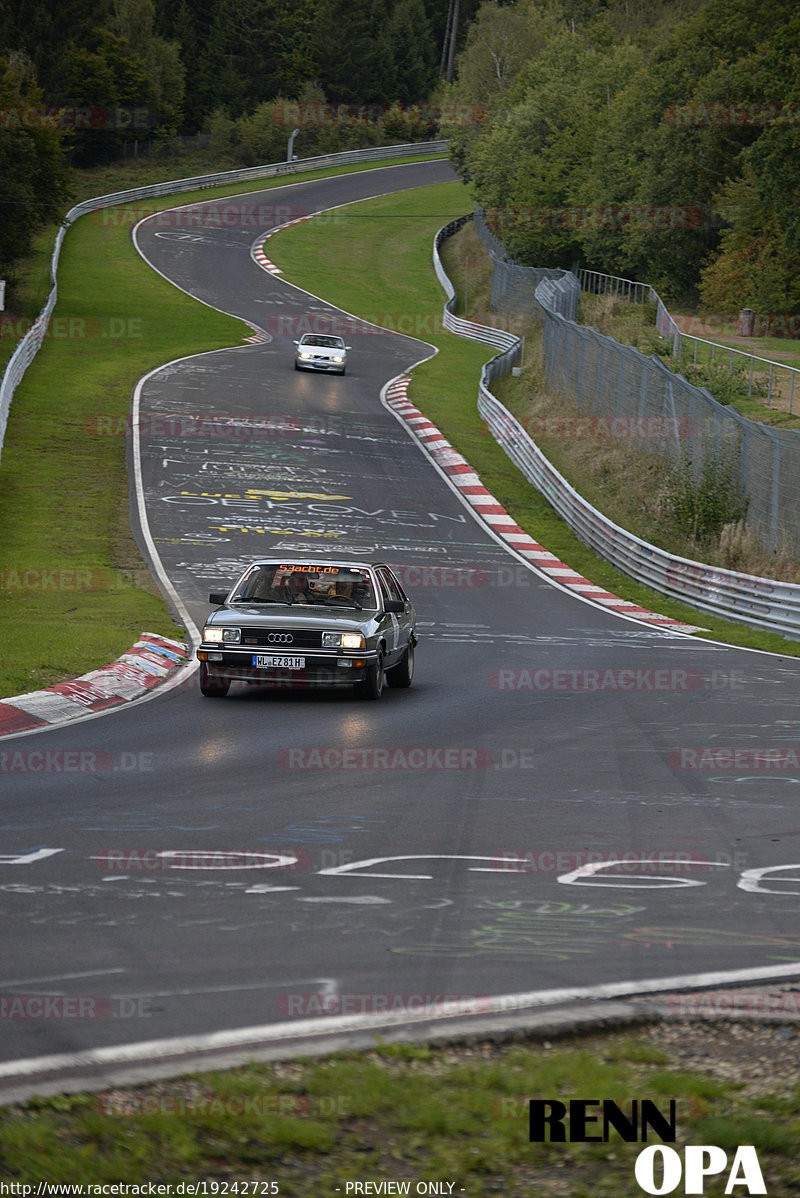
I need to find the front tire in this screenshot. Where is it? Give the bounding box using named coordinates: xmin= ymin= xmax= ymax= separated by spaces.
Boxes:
xmin=386 ymin=642 xmax=414 ymax=688
xmin=200 ymin=664 xmax=230 ymax=697
xmin=355 ymin=652 xmax=384 ymax=700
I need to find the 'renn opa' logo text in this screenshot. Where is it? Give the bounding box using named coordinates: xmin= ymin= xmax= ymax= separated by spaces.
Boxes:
xmin=529 ymin=1100 xmax=766 ymax=1195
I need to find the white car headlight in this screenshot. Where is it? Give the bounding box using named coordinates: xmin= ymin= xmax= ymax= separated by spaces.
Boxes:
xmin=342 ymin=633 xmax=366 ymax=649
xmin=322 ymin=632 xmax=366 ymax=649
xmin=299 ymin=352 xmax=312 ymax=360
xmin=332 ymin=355 xmax=344 ymax=363
xmin=203 ymin=627 xmax=240 ymax=643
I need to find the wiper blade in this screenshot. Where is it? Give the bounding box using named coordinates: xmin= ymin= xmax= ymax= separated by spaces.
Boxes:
xmin=232 ymin=597 xmax=293 ymax=605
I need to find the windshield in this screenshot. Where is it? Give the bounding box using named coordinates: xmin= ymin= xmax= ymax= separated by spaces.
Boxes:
xmin=300 ymin=336 xmax=344 ymax=349
xmin=230 ymin=564 xmax=377 ymax=609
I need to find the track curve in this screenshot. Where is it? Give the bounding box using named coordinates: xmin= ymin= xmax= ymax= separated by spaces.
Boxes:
xmin=3 ymin=159 xmax=800 ymax=1094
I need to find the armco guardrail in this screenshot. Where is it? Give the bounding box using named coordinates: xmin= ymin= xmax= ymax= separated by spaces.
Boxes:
xmin=433 ymin=217 xmax=522 ymax=370
xmin=478 ymin=387 xmax=800 ymax=638
xmin=434 ymin=217 xmax=800 ymax=639
xmin=0 ymin=140 xmax=447 ymax=467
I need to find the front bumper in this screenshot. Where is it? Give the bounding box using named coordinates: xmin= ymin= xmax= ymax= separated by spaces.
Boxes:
xmin=295 ymin=356 xmax=345 ymax=372
xmin=197 ymin=646 xmax=375 ymax=687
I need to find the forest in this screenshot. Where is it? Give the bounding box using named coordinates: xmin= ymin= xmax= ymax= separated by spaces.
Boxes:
xmin=1 ymin=0 xmax=799 ymax=316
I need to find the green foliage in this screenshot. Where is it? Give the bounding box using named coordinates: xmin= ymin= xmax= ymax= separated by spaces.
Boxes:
xmin=205 ymin=106 xmax=237 ymax=155
xmin=661 ymin=444 xmax=749 ymax=545
xmin=450 ymin=0 xmax=800 ymax=311
xmin=674 ymin=360 xmax=760 ymax=405
xmin=313 ymin=0 xmax=398 ymax=103
xmin=1 ymin=0 xmax=446 ymax=158
xmin=666 ymin=345 xmax=769 ymax=407
xmin=388 ymin=0 xmax=438 ymax=101
xmin=0 ymin=65 xmax=72 ymax=274
xmin=236 ymin=101 xmax=294 ymax=165
xmin=699 ymin=165 xmax=800 ymax=314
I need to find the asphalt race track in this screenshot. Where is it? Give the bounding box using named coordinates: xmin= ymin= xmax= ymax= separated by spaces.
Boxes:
xmin=3 ymin=158 xmax=800 ymax=1091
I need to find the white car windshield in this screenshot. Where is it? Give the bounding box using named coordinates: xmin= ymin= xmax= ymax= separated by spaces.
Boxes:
xmin=230 ymin=564 xmax=377 ymax=609
xmin=300 ymin=336 xmax=344 ymax=349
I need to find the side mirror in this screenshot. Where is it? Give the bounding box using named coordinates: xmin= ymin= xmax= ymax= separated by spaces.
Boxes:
xmin=292 ymin=340 xmax=300 ymax=346
xmin=208 ymin=591 xmax=229 ymax=605
xmin=384 ymin=599 xmax=405 ymax=614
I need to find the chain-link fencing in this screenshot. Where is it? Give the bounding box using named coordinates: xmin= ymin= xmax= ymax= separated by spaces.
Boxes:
xmin=473 ymin=208 xmax=568 ymax=321
xmin=471 ymin=207 xmax=800 ymax=557
xmin=437 ymin=214 xmax=800 ymax=636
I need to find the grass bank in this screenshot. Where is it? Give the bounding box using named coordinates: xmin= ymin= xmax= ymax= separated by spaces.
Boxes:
xmin=2 ymin=1023 xmax=799 ymax=1195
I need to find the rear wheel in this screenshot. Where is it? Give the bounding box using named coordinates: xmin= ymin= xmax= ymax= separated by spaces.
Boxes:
xmin=199 ymin=664 xmax=230 ymax=697
xmin=355 ymin=652 xmax=384 ymax=700
xmin=386 ymin=642 xmax=414 ymax=688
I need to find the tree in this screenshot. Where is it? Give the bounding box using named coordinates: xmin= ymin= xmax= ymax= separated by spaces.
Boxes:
xmin=0 ymin=0 xmax=112 ymax=94
xmin=0 ymin=63 xmax=71 ymax=276
xmin=314 ymin=0 xmax=398 ymax=103
xmin=388 ymin=0 xmax=437 ymax=102
xmin=190 ymin=0 xmax=318 ymax=120
xmin=53 ymin=31 xmax=160 ymax=164
xmin=450 ymin=0 xmax=800 ymax=304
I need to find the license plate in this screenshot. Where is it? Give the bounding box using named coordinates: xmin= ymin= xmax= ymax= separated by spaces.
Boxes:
xmin=253 ymin=654 xmax=305 ymax=669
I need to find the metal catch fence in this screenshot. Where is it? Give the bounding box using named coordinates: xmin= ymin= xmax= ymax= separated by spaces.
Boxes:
xmin=471 ymin=207 xmax=800 ymax=558
xmin=434 ymin=213 xmax=800 ymax=638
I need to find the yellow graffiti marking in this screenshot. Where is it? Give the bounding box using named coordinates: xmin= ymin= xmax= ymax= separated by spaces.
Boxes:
xmin=210 ymin=526 xmax=342 ymax=537
xmin=244 ymin=489 xmax=352 ymax=501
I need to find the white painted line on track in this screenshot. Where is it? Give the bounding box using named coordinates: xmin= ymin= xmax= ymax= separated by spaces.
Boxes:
xmin=2 ymin=963 xmax=800 ymax=1086
xmin=0 ymin=969 xmax=126 ymax=988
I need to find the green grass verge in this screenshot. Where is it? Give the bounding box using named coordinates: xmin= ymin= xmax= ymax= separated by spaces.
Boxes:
xmin=0 ymin=155 xmax=448 ymax=697
xmin=2 ymin=1029 xmax=799 ymax=1195
xmin=268 ymin=189 xmax=800 ymax=658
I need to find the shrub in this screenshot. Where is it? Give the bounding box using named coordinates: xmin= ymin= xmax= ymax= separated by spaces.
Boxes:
xmin=661 ymin=445 xmax=749 ymax=546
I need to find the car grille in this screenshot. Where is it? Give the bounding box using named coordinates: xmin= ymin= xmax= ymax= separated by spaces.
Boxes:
xmin=240 ymin=629 xmax=324 ymax=648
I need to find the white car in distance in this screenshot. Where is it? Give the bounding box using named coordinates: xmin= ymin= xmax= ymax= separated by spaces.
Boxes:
xmin=293 ymin=334 xmax=350 ymax=375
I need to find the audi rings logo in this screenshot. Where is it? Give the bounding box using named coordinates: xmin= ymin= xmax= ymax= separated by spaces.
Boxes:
xmin=267 ymin=633 xmax=294 ymax=644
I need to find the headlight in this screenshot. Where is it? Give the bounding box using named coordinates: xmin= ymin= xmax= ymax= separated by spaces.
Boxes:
xmin=332 ymin=355 xmax=344 ymax=363
xmin=322 ymin=632 xmax=366 ymax=649
xmin=299 ymin=352 xmax=312 ymax=360
xmin=203 ymin=627 xmax=240 ymax=643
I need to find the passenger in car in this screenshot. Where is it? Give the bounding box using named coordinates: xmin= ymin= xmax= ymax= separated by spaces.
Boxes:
xmin=286 ymin=571 xmax=311 ymax=603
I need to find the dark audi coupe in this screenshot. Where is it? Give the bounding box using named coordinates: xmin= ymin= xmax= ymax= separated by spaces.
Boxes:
xmin=197 ymin=559 xmax=416 ymax=700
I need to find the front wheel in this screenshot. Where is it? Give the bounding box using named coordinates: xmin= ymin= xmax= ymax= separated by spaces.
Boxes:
xmin=199 ymin=664 xmax=230 ymax=697
xmin=354 ymin=652 xmax=383 ymax=700
xmin=386 ymin=642 xmax=414 ymax=688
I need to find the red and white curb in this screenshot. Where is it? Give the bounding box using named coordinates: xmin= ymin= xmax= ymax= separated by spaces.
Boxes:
xmin=252 ymin=217 xmax=310 ymax=276
xmin=385 ymin=378 xmax=700 ymax=633
xmin=0 ymin=633 xmax=186 ymax=737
